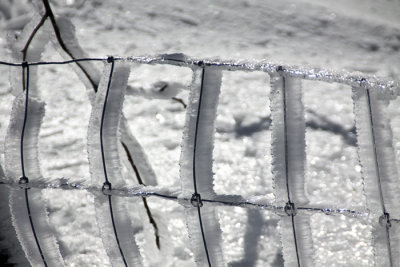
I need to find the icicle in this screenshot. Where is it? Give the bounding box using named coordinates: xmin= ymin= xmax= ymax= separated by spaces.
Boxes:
xmin=352 ymin=86 xmax=400 ymax=265
xmin=180 ymin=66 xmax=225 ymax=266
xmin=5 ymin=91 xmax=64 ymax=266
xmin=270 ymin=74 xmax=314 ymax=267
xmin=88 ymin=60 xmax=143 ymax=266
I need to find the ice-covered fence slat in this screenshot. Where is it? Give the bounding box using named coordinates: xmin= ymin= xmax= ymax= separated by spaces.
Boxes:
xmin=352 ymin=86 xmax=400 ymax=266
xmin=180 ymin=65 xmax=225 ymax=266
xmin=88 ymin=59 xmax=143 ymax=266
xmin=5 ymin=65 xmax=64 ymax=266
xmin=48 ymin=15 xmax=158 ymax=186
xmin=270 ymin=74 xmax=314 ymax=267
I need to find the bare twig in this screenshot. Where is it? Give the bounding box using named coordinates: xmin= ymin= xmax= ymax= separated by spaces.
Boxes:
xmin=121 ymin=142 xmax=161 ymax=249
xmin=42 ymin=0 xmax=98 ymax=91
xmin=172 ymin=97 xmax=187 ymax=108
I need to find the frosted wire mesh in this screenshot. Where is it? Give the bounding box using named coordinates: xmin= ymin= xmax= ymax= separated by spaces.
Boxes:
xmin=0 ymin=55 xmax=399 ymax=267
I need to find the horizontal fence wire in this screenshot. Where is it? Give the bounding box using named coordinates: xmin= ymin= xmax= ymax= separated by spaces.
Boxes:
xmin=0 ymin=54 xmax=398 ymax=94
xmin=0 ymin=55 xmax=399 ymax=266
xmin=0 ymin=179 xmax=389 ymax=220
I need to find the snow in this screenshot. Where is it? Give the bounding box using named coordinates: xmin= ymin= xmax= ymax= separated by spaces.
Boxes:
xmin=0 ymin=0 xmax=399 ymax=266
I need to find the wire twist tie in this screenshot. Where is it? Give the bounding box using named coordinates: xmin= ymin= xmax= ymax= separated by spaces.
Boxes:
xmin=379 ymin=212 xmax=391 ymax=228
xmin=276 ymin=65 xmax=285 ymax=73
xmin=18 ymin=176 xmax=30 ymax=189
xmin=284 ymin=201 xmax=297 ymax=216
xmin=102 ymin=181 xmax=112 ymax=195
xmin=191 ymin=193 xmax=203 ymax=208
xmin=22 ymin=61 xmax=29 ymax=68
xmin=107 ymin=56 xmax=114 ymax=63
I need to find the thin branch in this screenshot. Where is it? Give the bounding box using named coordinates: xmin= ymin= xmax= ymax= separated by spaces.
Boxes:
xmin=122 ymin=142 xmax=161 ymax=249
xmin=42 ymin=0 xmax=98 ymax=92
xmin=21 ymin=13 xmax=48 ymax=91
xmin=21 ymin=13 xmax=48 ymax=61
xmin=172 ymin=97 xmax=187 ymax=108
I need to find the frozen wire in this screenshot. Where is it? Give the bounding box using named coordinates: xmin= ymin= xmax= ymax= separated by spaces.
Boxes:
xmin=192 ymin=64 xmax=211 ymax=267
xmin=0 ymin=55 xmax=398 ymax=265
xmin=20 ymin=62 xmax=48 ymax=267
xmin=0 ymin=179 xmax=380 ymax=218
xmin=100 ymin=57 xmax=128 ymax=267
xmin=0 ymin=55 xmax=397 ymax=93
xmin=280 ymin=71 xmax=301 ymax=267
xmin=365 ymin=88 xmax=393 ymax=266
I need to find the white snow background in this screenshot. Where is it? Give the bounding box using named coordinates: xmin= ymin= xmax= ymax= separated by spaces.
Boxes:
xmin=0 ymin=0 xmax=400 ymax=266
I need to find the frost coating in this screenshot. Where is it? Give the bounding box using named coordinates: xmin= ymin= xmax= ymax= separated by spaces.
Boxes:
xmin=279 ymin=214 xmax=314 ymax=267
xmin=352 ymin=87 xmax=400 ymax=265
xmin=5 ymin=94 xmax=44 ymax=182
xmin=5 ymin=93 xmax=64 ymax=266
xmin=94 ymin=195 xmax=143 ymax=267
xmin=88 ymin=61 xmax=143 ymax=266
xmin=7 ymin=11 xmax=49 ymax=98
xmin=270 ymin=75 xmax=314 ymax=266
xmin=180 ymin=67 xmax=225 ymax=266
xmin=9 ymin=189 xmax=64 ymax=267
xmin=270 ymin=76 xmax=307 ymax=205
xmin=180 ymin=67 xmax=221 ymax=199
xmin=88 ymin=61 xmax=130 ymax=188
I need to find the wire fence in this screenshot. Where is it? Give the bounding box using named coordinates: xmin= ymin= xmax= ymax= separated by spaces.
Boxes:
xmin=0 ymin=54 xmax=399 ymax=267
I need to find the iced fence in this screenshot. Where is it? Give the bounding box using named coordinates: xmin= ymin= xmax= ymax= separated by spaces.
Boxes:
xmin=88 ymin=59 xmax=143 ymax=266
xmin=270 ymin=75 xmax=314 ymax=267
xmin=180 ymin=65 xmax=225 ymax=266
xmin=4 ymin=64 xmax=64 ymax=267
xmin=0 ymin=53 xmax=399 ymax=267
xmin=353 ymin=86 xmax=400 ymax=266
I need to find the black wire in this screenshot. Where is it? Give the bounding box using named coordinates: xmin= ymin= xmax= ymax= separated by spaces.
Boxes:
xmin=25 ymin=189 xmax=48 ymax=267
xmin=108 ymin=195 xmax=128 ymax=267
xmin=197 ymin=206 xmax=211 ymax=266
xmin=21 ymin=63 xmax=29 ymax=178
xmin=366 ymin=88 xmax=393 ymax=267
xmin=20 ymin=63 xmax=48 ymax=267
xmin=192 ymin=66 xmax=205 ymax=194
xmin=100 ymin=58 xmax=128 ymax=267
xmin=281 ymin=74 xmax=301 ymax=267
xmin=192 ymin=65 xmax=212 ymax=267
xmin=100 ymin=58 xmax=115 ymax=184
xmin=282 ymin=76 xmax=291 ymax=202
xmin=0 ymin=61 xmax=22 ymax=66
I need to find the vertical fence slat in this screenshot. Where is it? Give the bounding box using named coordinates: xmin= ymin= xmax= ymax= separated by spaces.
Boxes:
xmin=5 ymin=70 xmax=64 ymax=266
xmin=353 ymin=86 xmax=400 ymax=266
xmin=270 ymin=74 xmax=314 ymax=267
xmin=180 ymin=66 xmax=225 ymax=266
xmin=88 ymin=60 xmax=143 ymax=267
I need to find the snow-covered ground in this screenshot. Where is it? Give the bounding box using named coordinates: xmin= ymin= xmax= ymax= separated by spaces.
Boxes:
xmin=0 ymin=0 xmax=400 ymax=266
